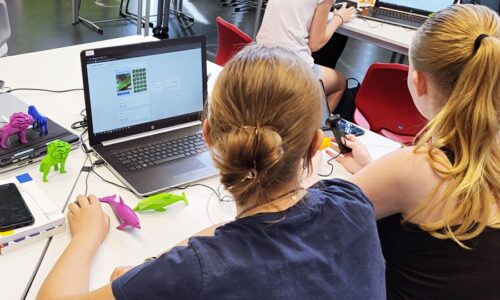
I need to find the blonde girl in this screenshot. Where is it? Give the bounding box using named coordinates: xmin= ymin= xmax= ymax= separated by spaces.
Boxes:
xmin=330 ymin=4 xmax=500 ymax=299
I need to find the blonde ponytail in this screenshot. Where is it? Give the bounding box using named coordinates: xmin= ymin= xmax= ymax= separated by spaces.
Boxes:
xmin=409 ymin=4 xmax=500 ymax=247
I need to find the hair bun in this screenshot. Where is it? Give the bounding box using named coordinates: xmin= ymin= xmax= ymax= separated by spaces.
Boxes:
xmin=212 ymin=126 xmax=284 ymax=202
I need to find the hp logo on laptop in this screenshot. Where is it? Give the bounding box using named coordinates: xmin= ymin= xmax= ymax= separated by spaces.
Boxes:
xmin=151 ymin=125 xmax=155 ymax=130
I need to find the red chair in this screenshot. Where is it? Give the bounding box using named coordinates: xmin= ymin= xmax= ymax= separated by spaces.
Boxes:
xmin=215 ymin=16 xmax=253 ymax=66
xmin=354 ymin=63 xmax=427 ymax=144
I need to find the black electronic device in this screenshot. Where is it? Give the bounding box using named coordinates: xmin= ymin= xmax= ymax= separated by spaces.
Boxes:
xmin=0 ymin=183 xmax=35 ymax=231
xmin=337 ymin=118 xmax=365 ymax=136
xmin=325 ymin=114 xmax=352 ymax=154
xmin=332 ymin=0 xmax=358 ymax=11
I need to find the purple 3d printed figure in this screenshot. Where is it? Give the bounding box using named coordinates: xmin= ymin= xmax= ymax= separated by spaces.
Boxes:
xmin=0 ymin=112 xmax=34 ymax=149
xmin=28 ymin=105 xmax=49 ymax=136
xmin=99 ymin=195 xmax=141 ymax=230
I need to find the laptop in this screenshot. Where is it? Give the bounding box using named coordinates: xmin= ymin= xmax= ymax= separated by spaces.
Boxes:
xmin=359 ymin=0 xmax=456 ymax=29
xmin=0 ymin=94 xmax=79 ymax=172
xmin=80 ymin=35 xmax=217 ymax=196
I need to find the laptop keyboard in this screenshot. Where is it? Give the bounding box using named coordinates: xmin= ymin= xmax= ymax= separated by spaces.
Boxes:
xmin=373 ymin=8 xmax=427 ymax=24
xmin=112 ymin=133 xmax=208 ymax=172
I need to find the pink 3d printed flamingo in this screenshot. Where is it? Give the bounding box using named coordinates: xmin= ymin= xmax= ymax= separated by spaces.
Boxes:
xmin=99 ymin=195 xmax=141 ymax=230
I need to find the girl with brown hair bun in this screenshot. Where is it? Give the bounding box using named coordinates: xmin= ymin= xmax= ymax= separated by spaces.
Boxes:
xmin=37 ymin=44 xmax=385 ymax=299
xmin=329 ymin=4 xmax=500 ymax=299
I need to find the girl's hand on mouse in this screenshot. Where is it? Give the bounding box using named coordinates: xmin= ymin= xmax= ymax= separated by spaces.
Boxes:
xmin=326 ymin=135 xmax=372 ymax=173
xmin=334 ymin=3 xmax=357 ymax=23
xmin=67 ymin=195 xmax=110 ymax=249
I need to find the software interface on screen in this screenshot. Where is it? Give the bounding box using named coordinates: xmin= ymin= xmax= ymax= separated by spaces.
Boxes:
xmin=86 ymin=46 xmax=203 ymax=135
xmin=381 ymin=0 xmax=455 ymax=12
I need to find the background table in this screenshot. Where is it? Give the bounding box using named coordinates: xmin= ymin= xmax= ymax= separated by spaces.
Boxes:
xmin=337 ymin=17 xmax=414 ymax=56
xmin=252 ymin=4 xmax=414 ymax=56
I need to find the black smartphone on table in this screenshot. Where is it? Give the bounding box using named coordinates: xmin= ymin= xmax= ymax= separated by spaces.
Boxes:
xmin=0 ymin=183 xmax=35 ymax=232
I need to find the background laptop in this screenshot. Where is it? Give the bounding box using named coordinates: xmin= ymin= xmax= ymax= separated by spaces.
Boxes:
xmin=0 ymin=94 xmax=79 ymax=172
xmin=359 ymin=0 xmax=456 ymax=29
xmin=81 ymin=35 xmax=217 ymax=196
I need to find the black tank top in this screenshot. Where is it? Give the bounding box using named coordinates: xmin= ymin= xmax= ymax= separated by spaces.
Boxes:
xmin=377 ymin=214 xmax=500 ymax=300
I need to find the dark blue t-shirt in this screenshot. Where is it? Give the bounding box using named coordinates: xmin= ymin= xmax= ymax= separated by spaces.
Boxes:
xmin=112 ymin=179 xmax=385 ymax=299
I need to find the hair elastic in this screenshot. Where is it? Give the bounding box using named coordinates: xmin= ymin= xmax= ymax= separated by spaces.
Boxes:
xmin=241 ymin=126 xmax=259 ymax=182
xmin=473 ymin=34 xmax=488 ymax=53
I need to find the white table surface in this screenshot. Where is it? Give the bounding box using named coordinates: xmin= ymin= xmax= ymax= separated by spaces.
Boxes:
xmin=337 ymin=17 xmax=416 ymax=55
xmin=0 ymin=35 xmax=399 ymax=300
xmin=0 ymin=35 xmax=222 ymax=300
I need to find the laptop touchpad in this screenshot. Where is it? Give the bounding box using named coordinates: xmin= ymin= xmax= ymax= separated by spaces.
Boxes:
xmin=170 ymin=158 xmax=207 ymax=179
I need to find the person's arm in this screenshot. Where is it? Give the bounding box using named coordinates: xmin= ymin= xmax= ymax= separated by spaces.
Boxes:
xmin=349 ymin=147 xmax=418 ymax=219
xmin=37 ymin=195 xmax=115 ymax=300
xmin=328 ymin=137 xmax=444 ymax=219
xmin=308 ymin=2 xmax=356 ymax=52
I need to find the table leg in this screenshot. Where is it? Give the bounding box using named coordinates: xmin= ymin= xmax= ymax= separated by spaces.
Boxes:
xmin=137 ymin=0 xmax=143 ymax=35
xmin=253 ymin=0 xmax=264 ymax=39
xmin=398 ymin=54 xmax=406 ymax=64
xmin=144 ymin=0 xmax=150 ymax=36
xmin=390 ymin=51 xmax=397 ymax=63
xmin=72 ymin=0 xmax=79 ymax=24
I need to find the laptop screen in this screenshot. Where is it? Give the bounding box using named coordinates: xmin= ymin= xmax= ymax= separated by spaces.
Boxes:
xmin=379 ymin=0 xmax=455 ymax=13
xmin=81 ymin=36 xmax=207 ymax=146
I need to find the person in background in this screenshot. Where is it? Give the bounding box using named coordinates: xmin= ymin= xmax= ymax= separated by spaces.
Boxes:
xmin=37 ymin=45 xmax=385 ymax=300
xmin=257 ymin=0 xmax=356 ymax=113
xmin=328 ymin=4 xmax=500 ymax=299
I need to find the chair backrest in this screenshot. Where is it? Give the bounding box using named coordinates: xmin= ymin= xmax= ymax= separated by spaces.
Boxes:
xmin=0 ymin=0 xmax=11 ymax=46
xmin=215 ymin=16 xmax=253 ymax=66
xmin=355 ymin=63 xmax=427 ymax=139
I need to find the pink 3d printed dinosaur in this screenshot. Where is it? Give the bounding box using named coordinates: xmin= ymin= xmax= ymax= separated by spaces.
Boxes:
xmin=99 ymin=195 xmax=141 ymax=230
xmin=0 ymin=112 xmax=34 ymax=149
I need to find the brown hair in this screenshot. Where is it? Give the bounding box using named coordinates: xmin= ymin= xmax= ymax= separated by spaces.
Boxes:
xmin=410 ymin=4 xmax=500 ymax=247
xmin=207 ymin=44 xmax=322 ymax=207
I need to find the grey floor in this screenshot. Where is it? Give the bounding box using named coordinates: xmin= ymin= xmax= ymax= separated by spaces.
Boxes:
xmin=5 ymin=0 xmax=395 ymax=81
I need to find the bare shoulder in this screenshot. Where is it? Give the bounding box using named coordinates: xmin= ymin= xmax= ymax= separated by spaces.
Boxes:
xmin=351 ymin=145 xmax=447 ymax=219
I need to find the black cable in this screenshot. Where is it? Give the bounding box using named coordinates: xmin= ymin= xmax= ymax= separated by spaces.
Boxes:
xmin=91 ymin=168 xmax=134 ymax=193
xmin=71 ymin=109 xmax=87 ymax=129
xmin=71 ymin=119 xmax=87 ymax=130
xmin=79 ymin=127 xmax=133 ymax=193
xmin=319 ymin=127 xmax=346 ymax=177
xmin=0 ymin=87 xmax=83 ymax=94
xmin=79 ymin=129 xmax=92 ymax=154
xmin=83 ymin=166 xmax=93 ymax=196
xmin=318 ymin=155 xmax=340 ymax=177
xmin=175 ymin=183 xmax=233 ymax=202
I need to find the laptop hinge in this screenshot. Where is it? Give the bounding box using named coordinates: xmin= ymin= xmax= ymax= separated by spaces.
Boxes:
xmin=378 ymin=6 xmax=430 ymax=17
xmin=101 ymin=120 xmax=202 ymax=147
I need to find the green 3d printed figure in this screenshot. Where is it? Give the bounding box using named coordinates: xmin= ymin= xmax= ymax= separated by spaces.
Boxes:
xmin=40 ymin=140 xmax=71 ymax=182
xmin=134 ymin=192 xmax=188 ymax=212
